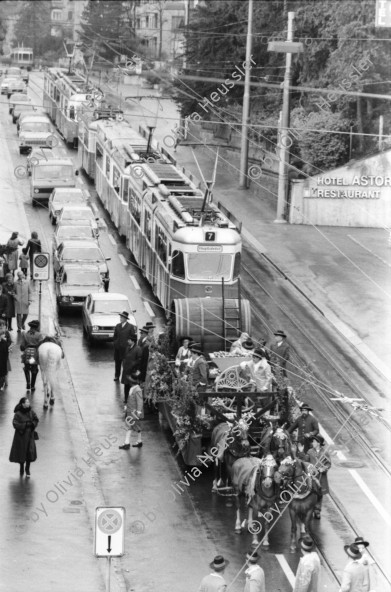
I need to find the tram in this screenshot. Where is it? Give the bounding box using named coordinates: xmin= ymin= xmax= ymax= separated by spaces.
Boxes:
xmin=43 ymin=68 xmax=95 ymax=147
xmin=8 ymin=47 xmax=33 ymax=68
xmin=91 ymin=118 xmax=242 ymax=310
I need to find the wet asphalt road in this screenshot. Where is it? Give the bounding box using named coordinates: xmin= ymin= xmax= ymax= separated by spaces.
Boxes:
xmin=0 ymin=73 xmax=389 ymax=592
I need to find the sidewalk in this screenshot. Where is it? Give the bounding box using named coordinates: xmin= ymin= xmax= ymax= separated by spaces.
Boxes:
xmin=93 ymin=75 xmax=391 ymax=384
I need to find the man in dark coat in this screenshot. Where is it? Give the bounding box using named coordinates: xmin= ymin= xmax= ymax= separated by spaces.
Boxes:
xmin=9 ymin=396 xmax=39 ymax=477
xmin=138 ymin=325 xmax=151 ymax=383
xmin=288 ymin=403 xmax=319 ymax=452
xmin=113 ymin=311 xmax=135 ymax=381
xmin=269 ymin=330 xmax=290 ymax=379
xmin=25 ymin=231 xmax=42 ymax=280
xmin=308 ymin=435 xmax=331 ymax=519
xmin=121 ymin=333 xmax=142 ymax=404
xmin=188 ymin=343 xmax=208 ymax=391
xmin=20 ymin=320 xmax=44 ymax=391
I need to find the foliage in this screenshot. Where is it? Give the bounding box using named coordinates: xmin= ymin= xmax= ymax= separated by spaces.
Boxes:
xmin=13 ymin=0 xmax=62 ymax=58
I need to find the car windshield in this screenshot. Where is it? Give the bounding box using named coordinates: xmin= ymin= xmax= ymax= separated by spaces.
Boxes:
xmin=21 ymin=122 xmax=51 ymax=132
xmin=62 ymin=247 xmax=103 ymax=261
xmin=187 ymin=253 xmax=233 ymax=280
xmin=34 ymin=164 xmax=73 ymax=180
xmin=57 ymin=227 xmax=92 ymax=240
xmin=61 ymin=210 xmax=93 ymax=221
xmin=65 ymin=269 xmax=101 ymax=285
xmin=54 ymin=195 xmax=84 ymax=205
xmin=11 ymin=94 xmax=28 ymax=102
xmin=92 ymin=301 xmax=130 ymax=314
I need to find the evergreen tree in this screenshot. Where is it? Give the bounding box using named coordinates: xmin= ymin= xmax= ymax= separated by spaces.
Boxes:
xmin=13 ymin=0 xmax=54 ymax=58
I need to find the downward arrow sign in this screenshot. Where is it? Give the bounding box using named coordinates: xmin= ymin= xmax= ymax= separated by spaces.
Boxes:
xmin=107 ymin=535 xmax=112 ymax=553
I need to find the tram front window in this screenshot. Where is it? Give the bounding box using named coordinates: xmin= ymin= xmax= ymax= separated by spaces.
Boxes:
xmin=187 ymin=253 xmax=232 ymax=281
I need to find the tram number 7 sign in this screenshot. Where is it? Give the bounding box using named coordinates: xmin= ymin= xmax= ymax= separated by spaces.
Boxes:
xmin=33 ymin=253 xmax=50 ymax=281
xmin=94 ymin=507 xmax=125 ymax=557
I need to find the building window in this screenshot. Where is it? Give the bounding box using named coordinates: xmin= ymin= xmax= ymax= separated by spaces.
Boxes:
xmin=52 ymin=9 xmax=62 ymax=21
xmin=68 ymin=11 xmax=73 ymax=21
xmin=153 ymin=13 xmax=158 ymax=29
xmin=172 ymin=16 xmax=184 ymax=30
xmin=136 ymin=18 xmax=140 ymax=29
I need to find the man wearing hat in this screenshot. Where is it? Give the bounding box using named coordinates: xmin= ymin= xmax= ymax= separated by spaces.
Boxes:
xmin=188 ymin=343 xmax=208 ymax=391
xmin=113 ymin=311 xmax=136 ymax=381
xmin=307 ymin=435 xmax=331 ymax=519
xmin=353 ymin=537 xmax=376 ymax=592
xmin=269 ymin=330 xmax=290 ymax=379
xmin=288 ymin=403 xmax=319 ymax=452
xmin=244 ymin=551 xmax=265 ymax=592
xmin=293 ymin=535 xmax=321 ymax=592
xmin=138 ymin=325 xmax=154 ymax=383
xmin=20 ymin=320 xmax=44 ymax=391
xmin=240 ymin=348 xmax=272 ymax=391
xmin=198 ymin=555 xmax=228 ymax=592
xmin=175 ymin=336 xmax=193 ymax=374
xmin=121 ymin=333 xmax=142 ymax=404
xmin=339 ymin=544 xmax=369 ymax=592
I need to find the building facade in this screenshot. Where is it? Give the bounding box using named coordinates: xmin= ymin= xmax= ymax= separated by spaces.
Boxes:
xmin=50 ymin=0 xmax=88 ymax=41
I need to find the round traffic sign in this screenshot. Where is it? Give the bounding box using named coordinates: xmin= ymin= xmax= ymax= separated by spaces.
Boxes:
xmin=34 ymin=254 xmax=49 ymax=268
xmin=98 ymin=509 xmax=123 ymax=535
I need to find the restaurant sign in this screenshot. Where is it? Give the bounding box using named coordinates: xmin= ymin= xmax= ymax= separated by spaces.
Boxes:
xmin=307 ymin=175 xmax=391 ymax=199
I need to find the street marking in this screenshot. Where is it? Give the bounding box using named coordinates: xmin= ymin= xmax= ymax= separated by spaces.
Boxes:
xmin=108 ymin=234 xmax=117 ymax=246
xmin=275 ymin=554 xmax=295 ymax=587
xmin=130 ymin=275 xmax=140 ymax=291
xmin=318 ymin=423 xmax=391 ymax=527
xmin=143 ymin=301 xmax=155 ymax=317
xmin=118 ymin=254 xmax=127 ymax=266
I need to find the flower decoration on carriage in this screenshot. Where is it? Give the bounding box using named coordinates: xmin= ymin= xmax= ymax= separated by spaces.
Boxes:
xmin=280 ymin=455 xmax=295 ymax=466
xmin=275 ymin=427 xmax=288 ymax=440
xmin=260 ymin=454 xmax=278 ymax=468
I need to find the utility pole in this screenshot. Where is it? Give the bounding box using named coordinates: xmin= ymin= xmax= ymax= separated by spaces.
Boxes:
xmin=182 ymin=0 xmax=190 ymax=69
xmin=239 ymin=0 xmax=253 ymax=189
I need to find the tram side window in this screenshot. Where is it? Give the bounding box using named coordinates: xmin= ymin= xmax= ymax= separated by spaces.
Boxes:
xmin=113 ymin=166 xmax=120 ymax=194
xmin=105 ymin=155 xmax=111 ymax=179
xmin=155 ymin=227 xmax=167 ymax=265
xmin=55 ymin=87 xmax=60 ymax=103
xmin=233 ymin=252 xmax=241 ymax=279
xmin=130 ymin=189 xmax=141 ymax=225
xmin=171 ymin=250 xmax=185 ymax=279
xmin=144 ymin=211 xmax=152 ymax=242
xmin=69 ymin=105 xmax=75 ymax=120
xmin=122 ymin=177 xmax=129 ymax=203
xmin=96 ymin=143 xmax=103 ymax=169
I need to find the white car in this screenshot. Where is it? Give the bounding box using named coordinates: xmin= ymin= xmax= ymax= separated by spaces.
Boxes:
xmin=55 ymin=263 xmax=104 ymax=310
xmin=49 ymin=187 xmax=88 ymax=224
xmin=53 ymin=223 xmax=97 ymax=252
xmin=57 ymin=205 xmax=100 ymax=237
xmin=1 ymin=77 xmax=20 ymax=95
xmin=9 ymin=92 xmax=29 ymax=115
xmin=82 ymin=293 xmax=137 ymax=342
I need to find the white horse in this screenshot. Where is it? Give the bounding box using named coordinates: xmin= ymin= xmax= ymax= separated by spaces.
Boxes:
xmin=37 ymin=340 xmax=63 ymax=409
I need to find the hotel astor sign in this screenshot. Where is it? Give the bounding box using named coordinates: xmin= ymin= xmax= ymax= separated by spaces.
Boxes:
xmin=307 ymin=175 xmax=391 ymax=199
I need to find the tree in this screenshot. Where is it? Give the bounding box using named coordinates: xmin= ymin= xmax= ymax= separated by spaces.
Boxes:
xmin=13 ymin=0 xmax=56 ymax=58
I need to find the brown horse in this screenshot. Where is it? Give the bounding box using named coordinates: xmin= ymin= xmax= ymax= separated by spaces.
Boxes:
xmin=210 ymin=419 xmax=251 ymax=492
xmin=230 ymin=454 xmax=282 ymax=548
xmin=277 ymin=456 xmax=321 ymax=551
xmin=260 ymin=425 xmax=293 ymax=464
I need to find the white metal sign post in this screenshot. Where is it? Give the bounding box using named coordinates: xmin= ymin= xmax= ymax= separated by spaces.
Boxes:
xmin=32 ymin=253 xmax=50 ymax=326
xmin=94 ymin=507 xmax=125 ymax=592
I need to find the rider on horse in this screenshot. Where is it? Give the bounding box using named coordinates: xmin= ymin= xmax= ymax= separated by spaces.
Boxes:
xmin=20 ymin=320 xmax=44 ymax=391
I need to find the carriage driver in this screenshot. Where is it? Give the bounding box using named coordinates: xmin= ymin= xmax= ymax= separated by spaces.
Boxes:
xmin=288 ymin=403 xmax=319 ymax=452
xmin=20 ymin=320 xmax=44 ymax=392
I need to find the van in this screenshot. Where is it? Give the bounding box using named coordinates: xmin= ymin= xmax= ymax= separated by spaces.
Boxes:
xmin=30 ymin=158 xmax=79 ymax=206
xmin=18 ymin=115 xmax=53 ymax=154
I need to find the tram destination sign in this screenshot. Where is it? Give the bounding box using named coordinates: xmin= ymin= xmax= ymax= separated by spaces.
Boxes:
xmin=197 ymin=245 xmax=223 ymax=252
xmin=94 ymin=506 xmax=125 ymax=557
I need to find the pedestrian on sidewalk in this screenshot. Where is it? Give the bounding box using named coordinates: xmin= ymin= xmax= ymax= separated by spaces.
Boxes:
xmin=25 ymin=231 xmax=42 ymax=279
xmin=0 ymin=283 xmax=8 ymax=320
xmin=20 ymin=320 xmax=44 ymax=391
xmin=339 ymin=544 xmax=369 ymax=592
xmin=19 ymin=247 xmax=29 ymax=278
xmin=293 ymin=536 xmax=320 ymax=592
xmin=307 ymin=435 xmax=331 ymax=519
xmin=2 ymin=273 xmax=16 ymax=331
xmin=198 ymin=555 xmax=228 ymax=592
xmin=119 ymin=373 xmax=144 ymax=449
xmin=244 ymin=551 xmax=265 ymax=592
xmin=268 ymin=330 xmax=290 ymax=381
xmin=121 ymin=332 xmax=141 ymax=404
xmin=353 ymin=537 xmax=376 ymax=592
xmin=0 ymin=255 xmax=6 ymax=284
xmin=9 ymin=396 xmax=39 ymax=477
xmin=0 ymin=318 xmax=12 ymax=391
xmin=6 ymin=232 xmax=24 ymax=274
xmin=113 ymin=311 xmax=136 ymax=380
xmin=14 ymin=271 xmax=32 ymax=331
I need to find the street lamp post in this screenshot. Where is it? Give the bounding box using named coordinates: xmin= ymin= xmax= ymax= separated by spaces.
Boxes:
xmin=268 ymin=13 xmax=303 ymax=223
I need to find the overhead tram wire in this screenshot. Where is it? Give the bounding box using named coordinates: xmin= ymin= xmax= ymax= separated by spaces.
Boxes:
xmin=42 ymin=33 xmax=391 ymax=292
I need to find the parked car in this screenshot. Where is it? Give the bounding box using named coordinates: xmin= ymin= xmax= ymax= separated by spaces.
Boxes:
xmin=82 ymin=293 xmax=137 ymax=342
xmin=26 ymin=146 xmax=56 ymax=175
xmin=53 ymin=240 xmax=110 ymax=289
xmin=9 ymin=92 xmax=29 ymax=115
xmin=53 ymin=223 xmax=97 ymax=252
xmin=1 ymin=77 xmax=20 ymax=95
xmin=14 ymin=105 xmax=45 ymax=126
xmin=18 ymin=115 xmax=53 ymax=154
xmin=57 ymin=205 xmax=99 ymax=237
xmin=55 ymin=263 xmax=104 ymax=310
xmin=49 ymin=187 xmax=88 ymax=224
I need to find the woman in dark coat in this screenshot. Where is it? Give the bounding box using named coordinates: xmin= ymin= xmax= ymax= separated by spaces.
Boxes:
xmin=121 ymin=334 xmax=142 ymax=404
xmin=0 ymin=318 xmax=12 ymax=390
xmin=25 ymin=231 xmax=42 ymax=280
xmin=2 ymin=273 xmax=16 ymax=331
xmin=9 ymin=397 xmax=39 ymax=477
xmin=6 ymin=232 xmax=24 ymax=273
